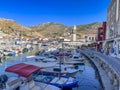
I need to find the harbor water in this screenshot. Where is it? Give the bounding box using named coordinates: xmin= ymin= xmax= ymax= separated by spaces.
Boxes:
xmin=73 ymin=60 xmax=102 ymax=90
xmin=0 ymin=46 xmax=103 ymax=90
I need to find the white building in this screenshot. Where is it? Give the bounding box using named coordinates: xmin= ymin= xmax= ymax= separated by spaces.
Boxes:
xmin=72 ymin=25 xmax=77 ymax=41
xmin=105 ymin=0 xmax=120 ymax=57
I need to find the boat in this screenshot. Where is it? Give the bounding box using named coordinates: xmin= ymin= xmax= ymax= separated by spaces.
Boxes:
xmin=7 ymin=52 xmax=16 ymax=56
xmin=3 ymin=63 xmax=60 ymax=90
xmin=22 ymin=48 xmax=29 ymax=53
xmin=33 ymin=71 xmax=78 ymax=89
xmin=25 ymin=54 xmax=79 ymax=75
xmin=40 ymin=64 xmax=80 ymax=77
xmin=25 ymin=55 xmax=57 ymax=68
xmin=64 ymin=60 xmax=85 ymax=65
xmin=0 ymin=56 xmax=7 ymax=63
xmin=25 ymin=55 xmax=80 ymax=77
xmin=70 ymin=54 xmax=84 ymax=61
xmin=26 ymin=55 xmax=57 ymax=62
xmin=42 ymin=57 xmax=57 ymax=62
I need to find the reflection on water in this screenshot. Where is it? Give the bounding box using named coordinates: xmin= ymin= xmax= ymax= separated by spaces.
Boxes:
xmin=0 ymin=46 xmax=102 ymax=90
xmin=73 ymin=60 xmax=102 ymax=90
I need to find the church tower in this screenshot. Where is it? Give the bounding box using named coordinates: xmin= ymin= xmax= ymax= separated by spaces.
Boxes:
xmin=72 ymin=25 xmax=77 ymax=41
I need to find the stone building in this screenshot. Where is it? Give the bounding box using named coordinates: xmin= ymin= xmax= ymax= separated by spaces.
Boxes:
xmin=106 ymin=0 xmax=119 ymax=39
xmin=105 ymin=0 xmax=120 ymax=57
xmin=79 ymin=30 xmax=97 ymax=43
xmin=72 ymin=26 xmax=77 ymax=41
xmin=97 ymin=22 xmax=106 ymax=51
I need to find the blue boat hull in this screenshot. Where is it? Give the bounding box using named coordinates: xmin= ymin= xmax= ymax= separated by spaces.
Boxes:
xmin=8 ymin=52 xmax=16 ymax=56
xmin=34 ymin=72 xmax=78 ymax=89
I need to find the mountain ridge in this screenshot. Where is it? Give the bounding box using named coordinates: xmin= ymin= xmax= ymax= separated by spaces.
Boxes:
xmin=0 ymin=18 xmax=102 ymax=39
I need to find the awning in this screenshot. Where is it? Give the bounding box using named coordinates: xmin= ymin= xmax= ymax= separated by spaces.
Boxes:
xmin=5 ymin=63 xmax=41 ymax=77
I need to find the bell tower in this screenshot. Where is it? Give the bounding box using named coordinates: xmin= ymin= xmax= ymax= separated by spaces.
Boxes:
xmin=72 ymin=25 xmax=77 ymax=41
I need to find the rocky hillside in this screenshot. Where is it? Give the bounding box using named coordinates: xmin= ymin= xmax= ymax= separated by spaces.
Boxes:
xmin=0 ymin=18 xmax=102 ymax=39
xmin=0 ymin=18 xmax=31 ymax=37
xmin=30 ymin=22 xmax=102 ymax=38
xmin=30 ymin=22 xmax=69 ymax=38
xmin=75 ymin=22 xmax=102 ymax=37
xmin=76 ymin=22 xmax=102 ymax=31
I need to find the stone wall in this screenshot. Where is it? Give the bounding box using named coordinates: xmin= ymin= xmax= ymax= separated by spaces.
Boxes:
xmin=95 ymin=56 xmax=119 ymax=90
xmin=80 ymin=50 xmax=119 ymax=90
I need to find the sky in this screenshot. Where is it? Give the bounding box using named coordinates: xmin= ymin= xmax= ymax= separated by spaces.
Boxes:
xmin=0 ymin=0 xmax=110 ymax=26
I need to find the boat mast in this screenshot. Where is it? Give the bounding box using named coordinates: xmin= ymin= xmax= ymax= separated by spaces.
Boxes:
xmin=59 ymin=48 xmax=62 ymax=80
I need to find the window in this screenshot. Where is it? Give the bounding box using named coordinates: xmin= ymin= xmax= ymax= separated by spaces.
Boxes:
xmin=84 ymin=36 xmax=88 ymax=39
xmin=89 ymin=37 xmax=91 ymax=40
xmin=92 ymin=37 xmax=94 ymax=40
xmin=100 ymin=30 xmax=103 ymax=35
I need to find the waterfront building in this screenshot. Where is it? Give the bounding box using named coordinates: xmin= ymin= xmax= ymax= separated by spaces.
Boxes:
xmin=79 ymin=30 xmax=97 ymax=43
xmin=97 ymin=22 xmax=106 ymax=51
xmin=106 ymin=0 xmax=119 ymax=39
xmin=63 ymin=26 xmax=97 ymax=48
xmin=104 ymin=0 xmax=120 ymax=57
